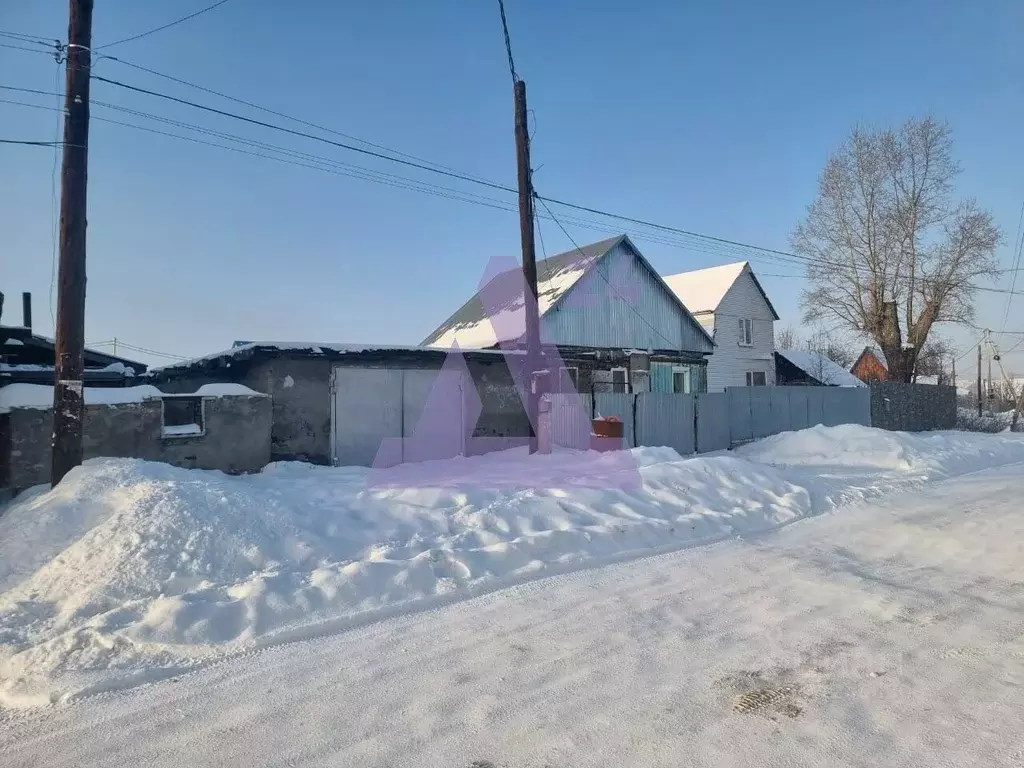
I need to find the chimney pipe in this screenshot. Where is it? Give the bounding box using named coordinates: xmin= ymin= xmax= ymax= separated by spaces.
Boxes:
xmin=22 ymin=292 xmax=32 ymax=330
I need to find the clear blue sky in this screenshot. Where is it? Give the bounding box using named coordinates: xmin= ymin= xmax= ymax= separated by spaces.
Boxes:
xmin=2 ymin=0 xmax=1023 ymax=372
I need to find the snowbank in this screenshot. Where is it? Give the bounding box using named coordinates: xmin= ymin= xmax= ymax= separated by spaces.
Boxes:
xmin=1 ymin=425 xmax=1023 ymax=708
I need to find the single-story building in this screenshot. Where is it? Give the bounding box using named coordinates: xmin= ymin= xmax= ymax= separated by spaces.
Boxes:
xmin=421 ymin=234 xmax=716 ymax=395
xmin=775 ymin=349 xmax=866 ymax=387
xmin=149 ymin=342 xmax=542 ymax=467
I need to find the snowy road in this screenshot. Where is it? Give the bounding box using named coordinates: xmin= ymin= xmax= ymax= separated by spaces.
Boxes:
xmin=3 ymin=464 xmax=1024 ymax=767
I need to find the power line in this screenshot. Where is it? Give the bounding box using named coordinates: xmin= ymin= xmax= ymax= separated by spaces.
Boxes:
xmin=0 ymin=41 xmax=54 ymax=55
xmin=89 ymin=73 xmax=521 ymax=194
xmin=496 ymin=0 xmax=518 ymax=83
xmin=97 ymin=54 xmax=499 ymax=185
xmin=0 ymin=138 xmax=67 ymax=146
xmin=6 ymin=78 xmax=1024 ymax=299
xmin=1001 ymin=201 xmax=1024 ymax=332
xmin=96 ymin=0 xmax=232 ymax=50
xmin=0 ymin=29 xmax=58 ymax=45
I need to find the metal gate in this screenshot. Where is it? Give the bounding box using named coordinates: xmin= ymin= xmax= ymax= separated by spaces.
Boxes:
xmin=330 ymin=367 xmax=466 ymax=467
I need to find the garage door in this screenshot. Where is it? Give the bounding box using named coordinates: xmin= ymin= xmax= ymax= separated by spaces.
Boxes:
xmin=330 ymin=367 xmax=466 ymax=467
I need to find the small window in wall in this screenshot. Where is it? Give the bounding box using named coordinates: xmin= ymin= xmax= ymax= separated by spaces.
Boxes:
xmin=738 ymin=318 xmax=753 ymax=346
xmin=746 ymin=371 xmax=767 ymax=387
xmin=611 ymin=367 xmax=629 ymax=393
xmin=162 ymin=396 xmax=204 ymax=437
xmin=672 ymin=365 xmax=692 ymax=394
xmin=558 ymin=366 xmax=579 ymax=392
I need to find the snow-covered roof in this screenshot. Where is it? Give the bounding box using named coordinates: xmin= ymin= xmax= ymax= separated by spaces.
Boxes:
xmin=663 ymin=262 xmax=780 ymax=319
xmin=421 ymin=234 xmax=715 ymax=351
xmin=854 ymin=346 xmax=889 ymax=370
xmin=151 ymin=341 xmax=519 ymax=373
xmin=0 ymin=382 xmax=263 ymax=413
xmin=776 ymin=349 xmax=866 ymax=387
xmin=422 ymin=235 xmax=623 ymax=349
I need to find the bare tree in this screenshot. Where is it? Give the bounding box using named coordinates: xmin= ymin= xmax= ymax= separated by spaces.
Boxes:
xmin=776 ymin=325 xmax=799 ymax=350
xmin=915 ymin=337 xmax=953 ymax=381
xmin=806 ymin=329 xmax=856 ymax=368
xmin=793 ymin=117 xmax=1001 ymax=382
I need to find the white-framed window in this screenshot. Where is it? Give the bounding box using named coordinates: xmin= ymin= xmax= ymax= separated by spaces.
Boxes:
xmin=161 ymin=395 xmax=205 ymax=438
xmin=558 ymin=366 xmax=579 ymax=391
xmin=611 ymin=367 xmax=629 ymax=393
xmin=672 ymin=365 xmax=692 ymax=394
xmin=746 ymin=371 xmax=767 ymax=387
xmin=738 ymin=318 xmax=753 ymax=346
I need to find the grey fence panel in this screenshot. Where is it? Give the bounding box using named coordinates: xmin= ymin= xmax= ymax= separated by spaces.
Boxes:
xmin=787 ymin=388 xmax=811 ymax=431
xmin=549 ymin=393 xmax=593 ymax=449
xmin=768 ymin=387 xmax=792 ymax=435
xmin=695 ymin=393 xmax=730 ymax=453
xmin=749 ymin=387 xmax=775 ymax=439
xmin=805 ymin=387 xmax=826 ymax=426
xmin=727 ymin=387 xmax=753 ymax=444
xmin=594 ymin=393 xmax=636 ymax=448
xmin=820 ymin=387 xmax=871 ymax=427
xmin=638 ymin=394 xmax=695 ymax=455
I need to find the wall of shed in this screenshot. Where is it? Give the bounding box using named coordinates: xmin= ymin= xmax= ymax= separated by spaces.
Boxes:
xmin=542 ymin=240 xmax=713 ymax=353
xmin=2 ymin=395 xmax=271 ymax=491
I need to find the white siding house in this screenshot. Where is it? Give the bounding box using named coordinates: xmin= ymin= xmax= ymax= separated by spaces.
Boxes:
xmin=663 ymin=262 xmax=779 ymax=392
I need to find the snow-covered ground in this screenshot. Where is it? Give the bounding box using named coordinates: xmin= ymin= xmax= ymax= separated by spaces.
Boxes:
xmin=3 ymin=454 xmax=1024 ymax=766
xmin=2 ymin=425 xmax=1024 ymax=712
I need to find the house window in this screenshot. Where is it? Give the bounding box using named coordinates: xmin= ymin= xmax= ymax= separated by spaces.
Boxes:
xmin=611 ymin=367 xmax=629 ymax=393
xmin=558 ymin=366 xmax=579 ymax=391
xmin=738 ymin=318 xmax=753 ymax=346
xmin=746 ymin=371 xmax=767 ymax=387
xmin=162 ymin=396 xmax=204 ymax=437
xmin=672 ymin=365 xmax=692 ymax=394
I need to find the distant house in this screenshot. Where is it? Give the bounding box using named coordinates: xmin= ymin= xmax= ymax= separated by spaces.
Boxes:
xmin=775 ymin=349 xmax=866 ymax=387
xmin=422 ymin=235 xmax=716 ymax=394
xmin=851 ymin=346 xmax=888 ymax=383
xmin=663 ymin=262 xmax=779 ymax=392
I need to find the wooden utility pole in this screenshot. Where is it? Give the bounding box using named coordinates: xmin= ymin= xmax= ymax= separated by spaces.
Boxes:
xmin=51 ymin=0 xmax=94 ymax=486
xmin=977 ymin=344 xmax=983 ymax=418
xmin=513 ymin=78 xmax=541 ymax=453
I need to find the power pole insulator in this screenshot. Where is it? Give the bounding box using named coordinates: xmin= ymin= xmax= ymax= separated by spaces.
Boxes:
xmin=51 ymin=0 xmax=94 ymax=486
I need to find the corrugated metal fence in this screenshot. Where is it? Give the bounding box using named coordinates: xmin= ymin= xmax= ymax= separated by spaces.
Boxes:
xmin=550 ymin=386 xmax=871 ymax=455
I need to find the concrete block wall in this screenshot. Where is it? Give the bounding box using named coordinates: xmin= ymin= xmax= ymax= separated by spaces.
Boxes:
xmin=2 ymin=393 xmax=271 ymax=492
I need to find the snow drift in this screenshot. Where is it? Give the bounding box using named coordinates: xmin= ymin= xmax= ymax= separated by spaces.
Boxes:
xmin=1 ymin=424 xmax=1023 ymax=709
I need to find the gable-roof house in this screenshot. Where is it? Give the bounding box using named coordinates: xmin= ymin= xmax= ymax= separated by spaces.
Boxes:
xmin=663 ymin=262 xmax=779 ymax=392
xmin=851 ymin=346 xmax=889 ymax=383
xmin=422 ymin=235 xmax=716 ymax=394
xmin=774 ymin=348 xmax=866 ymax=387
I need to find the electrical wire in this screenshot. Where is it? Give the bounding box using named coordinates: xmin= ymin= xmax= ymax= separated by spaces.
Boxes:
xmin=0 ymin=29 xmax=57 ymax=45
xmin=0 ymin=41 xmax=53 ymax=55
xmin=1000 ymin=201 xmax=1024 ymax=332
xmin=534 ymin=192 xmax=686 ymax=350
xmin=96 ymin=0 xmax=232 ymax=50
xmin=96 ymin=54 xmax=499 ymax=185
xmin=0 ymin=138 xmax=65 ymax=146
xmin=6 ymin=77 xmax=1024 ymax=301
xmin=496 ymin=0 xmax=518 ymax=83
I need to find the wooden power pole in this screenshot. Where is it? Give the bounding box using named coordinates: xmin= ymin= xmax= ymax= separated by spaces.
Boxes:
xmin=51 ymin=0 xmax=94 ymax=486
xmin=513 ymin=79 xmax=541 ymax=453
xmin=977 ymin=344 xmax=983 ymax=418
